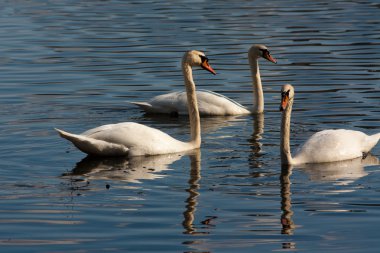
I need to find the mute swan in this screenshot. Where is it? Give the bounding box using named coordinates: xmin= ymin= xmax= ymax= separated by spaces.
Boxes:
xmin=55 ymin=50 xmax=216 ymax=157
xmin=280 ymin=84 xmax=380 ymax=165
xmin=130 ymin=44 xmax=276 ymax=116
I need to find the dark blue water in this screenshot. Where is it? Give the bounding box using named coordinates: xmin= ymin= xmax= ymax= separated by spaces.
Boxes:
xmin=1 ymin=1 xmax=380 ymax=252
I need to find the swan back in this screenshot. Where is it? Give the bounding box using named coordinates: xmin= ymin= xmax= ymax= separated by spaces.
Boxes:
xmin=82 ymin=122 xmax=192 ymax=156
xmin=293 ymin=129 xmax=371 ymax=164
xmin=133 ymin=90 xmax=250 ymax=116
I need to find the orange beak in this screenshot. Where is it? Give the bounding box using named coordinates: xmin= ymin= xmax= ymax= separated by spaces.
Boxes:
xmin=201 ymin=61 xmax=216 ymax=75
xmin=263 ymin=51 xmax=277 ymax=64
xmin=280 ymin=94 xmax=289 ymax=111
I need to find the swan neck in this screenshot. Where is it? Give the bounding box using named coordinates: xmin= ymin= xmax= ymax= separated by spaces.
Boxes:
xmin=281 ymin=102 xmax=293 ymax=165
xmin=249 ymin=57 xmax=264 ymax=113
xmin=182 ymin=63 xmax=201 ymax=148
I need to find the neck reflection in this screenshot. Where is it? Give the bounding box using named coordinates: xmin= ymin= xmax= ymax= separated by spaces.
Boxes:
xmin=249 ymin=113 xmax=264 ymax=167
xmin=280 ymin=164 xmax=295 ymax=235
xmin=182 ymin=150 xmax=205 ymax=235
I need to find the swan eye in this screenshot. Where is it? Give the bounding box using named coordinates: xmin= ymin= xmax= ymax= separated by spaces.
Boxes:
xmin=200 ymin=55 xmax=209 ymax=63
xmin=259 ymin=48 xmax=269 ymax=56
xmin=281 ymin=90 xmax=290 ymax=97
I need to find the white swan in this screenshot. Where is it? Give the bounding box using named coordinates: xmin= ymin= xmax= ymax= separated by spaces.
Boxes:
xmin=280 ymin=84 xmax=380 ymax=165
xmin=130 ymin=44 xmax=276 ymax=116
xmin=55 ymin=50 xmax=216 ymax=157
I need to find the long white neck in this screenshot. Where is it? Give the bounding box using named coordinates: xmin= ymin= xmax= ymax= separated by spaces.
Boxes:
xmin=249 ymin=57 xmax=264 ymax=113
xmin=182 ymin=63 xmax=201 ymax=148
xmin=281 ymin=101 xmax=293 ymax=165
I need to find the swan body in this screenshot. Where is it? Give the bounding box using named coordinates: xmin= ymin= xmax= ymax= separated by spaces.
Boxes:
xmin=280 ymin=84 xmax=380 ymax=165
xmin=132 ymin=89 xmax=250 ymax=116
xmin=56 ymin=50 xmax=216 ymax=157
xmin=131 ymin=44 xmax=276 ymax=116
xmin=293 ymin=129 xmax=380 ymax=164
xmin=56 ymin=123 xmax=192 ymax=156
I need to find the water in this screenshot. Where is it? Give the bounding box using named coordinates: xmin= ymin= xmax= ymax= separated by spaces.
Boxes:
xmin=1 ymin=0 xmax=380 ymax=252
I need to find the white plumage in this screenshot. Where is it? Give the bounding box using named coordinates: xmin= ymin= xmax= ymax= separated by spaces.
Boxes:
xmin=280 ymin=84 xmax=380 ymax=165
xmin=293 ymin=129 xmax=380 ymax=164
xmin=132 ymin=89 xmax=250 ymax=115
xmin=56 ymin=123 xmax=190 ymax=156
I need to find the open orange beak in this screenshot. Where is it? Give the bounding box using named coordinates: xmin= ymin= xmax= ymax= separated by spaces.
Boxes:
xmin=201 ymin=61 xmax=216 ymax=75
xmin=263 ymin=51 xmax=277 ymax=64
xmin=280 ymin=94 xmax=289 ymax=111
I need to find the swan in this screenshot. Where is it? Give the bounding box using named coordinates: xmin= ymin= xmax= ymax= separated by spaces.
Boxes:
xmin=130 ymin=44 xmax=276 ymax=116
xmin=55 ymin=50 xmax=216 ymax=157
xmin=280 ymin=84 xmax=380 ymax=165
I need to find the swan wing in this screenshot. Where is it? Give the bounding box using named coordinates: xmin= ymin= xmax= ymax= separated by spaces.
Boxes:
xmin=196 ymin=90 xmax=251 ymax=115
xmin=55 ymin=128 xmax=129 ymax=156
xmin=131 ymin=90 xmax=250 ymax=116
xmin=293 ymin=129 xmax=371 ymax=164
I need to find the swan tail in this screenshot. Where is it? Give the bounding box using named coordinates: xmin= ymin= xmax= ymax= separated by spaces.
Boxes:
xmin=55 ymin=128 xmax=129 ymax=156
xmin=129 ymin=101 xmax=153 ymax=112
xmin=363 ymin=133 xmax=380 ymax=153
xmin=370 ymin=133 xmax=380 ymax=145
xmin=372 ymin=133 xmax=380 ymax=141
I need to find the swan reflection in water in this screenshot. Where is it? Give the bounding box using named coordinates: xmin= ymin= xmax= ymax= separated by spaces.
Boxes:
xmin=64 ymin=150 xmax=201 ymax=185
xmin=296 ymin=153 xmax=378 ymax=185
xmin=280 ymin=164 xmax=295 ymax=236
xmin=249 ymin=113 xmax=264 ymax=167
xmin=279 ymin=154 xmax=379 ymax=237
xmin=182 ymin=150 xmax=205 ymax=235
xmin=63 ymin=150 xmax=204 ymax=234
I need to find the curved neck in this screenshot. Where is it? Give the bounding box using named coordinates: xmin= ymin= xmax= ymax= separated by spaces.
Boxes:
xmin=249 ymin=57 xmax=264 ymax=113
xmin=182 ymin=63 xmax=201 ymax=148
xmin=281 ymin=102 xmax=293 ymax=165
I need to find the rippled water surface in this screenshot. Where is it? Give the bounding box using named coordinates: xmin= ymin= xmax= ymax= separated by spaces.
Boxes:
xmin=1 ymin=1 xmax=380 ymax=252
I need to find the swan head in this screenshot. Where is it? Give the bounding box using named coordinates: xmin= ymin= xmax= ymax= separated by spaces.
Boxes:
xmin=249 ymin=44 xmax=277 ymax=64
xmin=280 ymin=84 xmax=295 ymax=111
xmin=183 ymin=50 xmax=216 ymax=75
